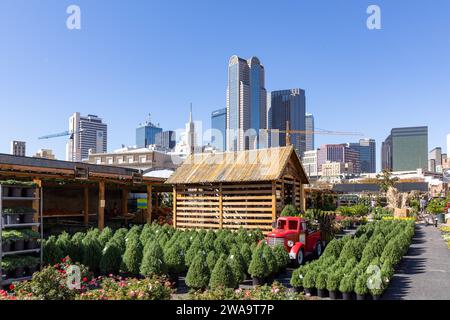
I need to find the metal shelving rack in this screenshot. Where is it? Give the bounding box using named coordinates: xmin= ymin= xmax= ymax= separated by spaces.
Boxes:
xmin=0 ymin=183 xmax=43 ymax=287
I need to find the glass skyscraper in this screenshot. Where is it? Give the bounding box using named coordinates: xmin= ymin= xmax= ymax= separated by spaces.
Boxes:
xmin=211 ymin=108 xmax=226 ymax=151
xmin=349 ymin=139 xmax=376 ymax=173
xmin=136 ymin=120 xmax=163 ymax=148
xmin=305 ymin=114 xmax=314 ymax=152
xmin=226 ymin=55 xmax=267 ymax=151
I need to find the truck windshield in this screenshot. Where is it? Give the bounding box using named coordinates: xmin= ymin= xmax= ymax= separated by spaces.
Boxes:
xmin=277 ymin=220 xmax=287 ymax=229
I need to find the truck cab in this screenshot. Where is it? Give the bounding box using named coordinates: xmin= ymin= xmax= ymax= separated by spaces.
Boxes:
xmin=265 ymin=216 xmax=323 ymax=266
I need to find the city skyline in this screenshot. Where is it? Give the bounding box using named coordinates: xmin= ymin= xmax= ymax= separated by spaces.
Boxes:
xmin=1 ymin=1 xmax=450 ymax=171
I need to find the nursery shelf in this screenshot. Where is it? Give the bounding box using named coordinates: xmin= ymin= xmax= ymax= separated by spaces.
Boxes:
xmin=1 ymin=223 xmax=41 ymax=229
xmin=2 ymin=249 xmax=41 ymax=257
xmin=1 ymin=197 xmax=40 ymax=201
xmin=1 ymin=276 xmax=32 ymax=286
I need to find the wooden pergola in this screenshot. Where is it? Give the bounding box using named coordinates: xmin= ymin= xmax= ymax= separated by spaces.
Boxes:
xmin=0 ymin=154 xmax=168 ymax=230
xmin=166 ymin=146 xmax=309 ymax=233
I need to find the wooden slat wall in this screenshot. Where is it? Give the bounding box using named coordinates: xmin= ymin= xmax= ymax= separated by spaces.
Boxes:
xmin=175 ymin=183 xmax=275 ymax=232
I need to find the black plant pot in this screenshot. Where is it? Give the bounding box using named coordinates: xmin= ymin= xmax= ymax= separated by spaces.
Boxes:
xmin=1 ymin=186 xmax=9 ymax=197
xmin=14 ymin=239 xmax=25 ymax=251
xmin=296 ymin=286 xmax=304 ymax=294
xmin=328 ymin=290 xmax=339 ymax=300
xmin=25 ymin=188 xmax=36 ymax=198
xmin=2 ymin=216 xmax=7 ymax=226
xmin=22 ymin=213 xmax=35 ymax=224
xmin=11 ymin=187 xmax=23 ymax=198
xmin=252 ymin=277 xmax=264 ymax=286
xmin=26 ymin=239 xmax=38 ymax=250
xmin=265 ymin=275 xmax=274 ymax=285
xmin=304 ymin=287 xmax=316 ymax=296
xmin=14 ymin=267 xmax=25 ymax=279
xmin=2 ymin=241 xmax=12 ymax=252
xmin=342 ymin=292 xmax=353 ymax=300
xmin=356 ymin=294 xmax=366 ymax=301
xmin=6 ymin=214 xmax=20 ymax=225
xmin=169 ymin=273 xmax=180 ymax=288
xmin=317 ymin=289 xmax=328 ymax=298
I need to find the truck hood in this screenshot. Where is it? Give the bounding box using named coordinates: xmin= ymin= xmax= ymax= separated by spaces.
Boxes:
xmin=267 ymin=229 xmax=297 ymax=238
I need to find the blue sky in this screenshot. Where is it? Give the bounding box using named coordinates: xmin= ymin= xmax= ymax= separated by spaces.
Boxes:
xmin=1 ymin=0 xmax=449 ymax=171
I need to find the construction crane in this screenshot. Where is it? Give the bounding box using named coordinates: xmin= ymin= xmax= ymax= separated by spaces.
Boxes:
xmin=38 ymin=130 xmax=84 ymax=140
xmin=262 ymin=121 xmax=364 ymax=146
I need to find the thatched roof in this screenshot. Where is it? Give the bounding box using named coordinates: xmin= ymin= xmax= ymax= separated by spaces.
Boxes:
xmin=165 ymin=145 xmax=309 ymax=185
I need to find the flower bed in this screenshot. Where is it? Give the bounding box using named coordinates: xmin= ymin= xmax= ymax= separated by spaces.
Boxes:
xmin=290 ymin=220 xmax=415 ymax=300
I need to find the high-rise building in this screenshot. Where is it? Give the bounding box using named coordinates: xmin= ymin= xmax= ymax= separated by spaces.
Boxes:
xmin=211 ymin=108 xmax=226 ymax=151
xmin=34 ymin=149 xmax=56 ymax=160
xmin=10 ymin=141 xmax=26 ymax=157
xmin=303 ymin=150 xmax=318 ymax=177
xmin=305 ymin=114 xmax=314 ymax=152
xmin=136 ymin=115 xmax=163 ymax=148
xmin=155 ymin=131 xmax=176 ymax=150
xmin=348 ymin=139 xmax=376 ymax=173
xmin=428 ymin=147 xmax=442 ymax=173
xmin=226 ymin=55 xmax=267 ymax=151
xmin=268 ymin=89 xmax=306 ymax=156
xmin=317 ymin=144 xmax=360 ymax=174
xmin=66 ymin=113 xmax=108 ymax=161
xmin=381 ymin=126 xmax=428 ymax=172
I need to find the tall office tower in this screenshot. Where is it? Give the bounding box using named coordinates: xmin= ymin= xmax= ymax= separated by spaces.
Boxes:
xmin=348 ymin=138 xmax=376 ymax=173
xmin=155 ymin=131 xmax=176 ymax=150
xmin=211 ymin=108 xmax=226 ymax=151
xmin=10 ymin=141 xmax=26 ymax=157
xmin=317 ymin=144 xmax=361 ymax=174
xmin=136 ymin=115 xmax=163 ymax=148
xmin=305 ymin=114 xmax=314 ymax=152
xmin=303 ymin=150 xmax=318 ymax=177
xmin=381 ymin=126 xmax=428 ymax=172
xmin=268 ymin=89 xmax=306 ymax=156
xmin=66 ymin=113 xmax=108 ymax=162
xmin=226 ymin=55 xmax=267 ymax=151
xmin=428 ymin=147 xmax=442 ymax=173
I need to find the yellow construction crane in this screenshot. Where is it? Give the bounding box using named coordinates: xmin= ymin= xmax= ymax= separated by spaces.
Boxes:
xmin=263 ymin=121 xmax=364 ymax=146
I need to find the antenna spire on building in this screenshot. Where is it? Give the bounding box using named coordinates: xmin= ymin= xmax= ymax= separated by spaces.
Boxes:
xmin=189 ymin=103 xmax=193 ymax=122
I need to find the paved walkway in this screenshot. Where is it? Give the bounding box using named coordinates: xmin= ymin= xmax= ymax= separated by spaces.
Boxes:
xmin=383 ymin=223 xmax=450 ymax=300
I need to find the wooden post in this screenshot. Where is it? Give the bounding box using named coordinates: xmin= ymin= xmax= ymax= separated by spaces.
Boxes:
xmin=272 ymin=181 xmax=277 ymax=222
xmin=219 ymin=184 xmax=223 ymax=229
xmin=300 ymin=183 xmax=306 ymax=212
xmin=173 ymin=186 xmax=177 ymax=228
xmin=32 ymin=179 xmax=42 ymax=230
xmin=293 ymin=179 xmax=297 ymax=207
xmin=147 ymin=184 xmax=153 ymax=224
xmin=83 ymin=186 xmax=89 ymax=226
xmin=122 ymin=188 xmax=129 ymax=216
xmin=98 ymin=181 xmax=105 ymax=230
xmin=155 ymin=192 xmax=159 ymax=211
xmin=281 ymin=178 xmax=285 ymax=206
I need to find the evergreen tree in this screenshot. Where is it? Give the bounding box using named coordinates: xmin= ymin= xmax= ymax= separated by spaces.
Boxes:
xmin=140 ymin=241 xmax=167 ymax=277
xmin=240 ymin=243 xmax=253 ymax=270
xmin=122 ymin=236 xmax=143 ymax=275
xmin=228 ymin=247 xmax=246 ymax=284
xmin=99 ymin=240 xmax=122 ymax=275
xmin=263 ymin=244 xmax=278 ymax=275
xmin=206 ymin=251 xmax=217 ymax=273
xmin=209 ymin=254 xmax=236 ymax=289
xmin=248 ymin=244 xmax=269 ymax=278
xmin=273 ymin=245 xmax=290 ymax=271
xmin=81 ymin=234 xmax=102 ymax=272
xmin=98 ymin=227 xmax=114 ymax=247
xmin=164 ymin=245 xmax=185 ymax=274
xmin=185 ymin=253 xmax=210 ymax=290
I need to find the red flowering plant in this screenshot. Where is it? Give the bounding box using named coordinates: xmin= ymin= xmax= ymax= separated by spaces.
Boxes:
xmin=10 ymin=257 xmax=97 ymax=300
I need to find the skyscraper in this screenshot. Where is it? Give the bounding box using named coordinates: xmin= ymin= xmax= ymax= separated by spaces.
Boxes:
xmin=211 ymin=108 xmax=226 ymax=151
xmin=10 ymin=141 xmax=26 ymax=157
xmin=428 ymin=147 xmax=442 ymax=173
xmin=317 ymin=144 xmax=360 ymax=174
xmin=381 ymin=126 xmax=428 ymax=171
xmin=226 ymin=55 xmax=267 ymax=151
xmin=268 ymin=89 xmax=306 ymax=156
xmin=155 ymin=131 xmax=176 ymax=150
xmin=66 ymin=113 xmax=107 ymax=161
xmin=136 ymin=115 xmax=163 ymax=148
xmin=305 ymin=114 xmax=314 ymax=152
xmin=349 ymin=139 xmax=376 ymax=173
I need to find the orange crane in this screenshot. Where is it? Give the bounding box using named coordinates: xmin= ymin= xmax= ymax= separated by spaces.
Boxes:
xmin=262 ymin=121 xmax=364 ymax=146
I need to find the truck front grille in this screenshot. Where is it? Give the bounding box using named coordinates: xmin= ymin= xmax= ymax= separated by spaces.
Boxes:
xmin=267 ymin=237 xmax=284 ymax=247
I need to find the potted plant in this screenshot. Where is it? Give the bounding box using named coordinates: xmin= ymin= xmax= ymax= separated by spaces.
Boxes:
xmin=248 ymin=245 xmax=269 ymax=286
xmin=302 ymin=270 xmax=316 ymax=296
xmin=24 ymin=229 xmax=40 ymax=249
xmin=1 ymin=183 xmax=10 ymax=197
xmin=185 ymin=253 xmax=210 ymax=290
xmin=273 ymin=244 xmax=290 ymax=274
xmin=263 ymin=245 xmax=278 ymax=284
xmin=209 ymin=254 xmax=236 ymax=289
xmin=24 ymin=256 xmax=40 ymax=275
xmin=326 ymin=271 xmax=341 ymax=299
xmin=315 ymin=272 xmax=328 ymax=298
xmin=355 ymin=274 xmax=368 ymax=300
xmin=228 ymin=247 xmax=246 ymax=287
xmin=140 ymin=241 xmax=168 ymax=277
xmin=20 ymin=208 xmax=36 ymax=224
xmin=339 ymin=274 xmax=355 ymax=300
xmin=1 ymin=231 xmax=15 ymax=252
xmin=3 ymin=208 xmax=20 ymax=225
xmin=13 ymin=257 xmax=25 ymax=278
xmin=290 ymin=266 xmax=307 ymax=293
xmin=1 ymin=259 xmax=13 ymax=280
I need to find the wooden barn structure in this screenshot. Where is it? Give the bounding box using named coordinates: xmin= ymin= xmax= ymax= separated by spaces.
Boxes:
xmin=166 ymin=146 xmax=309 ymax=233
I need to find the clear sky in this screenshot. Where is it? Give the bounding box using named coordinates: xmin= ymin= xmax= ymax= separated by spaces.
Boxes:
xmin=1 ymin=0 xmax=449 ymax=171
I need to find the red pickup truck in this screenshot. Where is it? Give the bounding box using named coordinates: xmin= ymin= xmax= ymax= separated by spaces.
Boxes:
xmin=265 ymin=216 xmax=323 ymax=266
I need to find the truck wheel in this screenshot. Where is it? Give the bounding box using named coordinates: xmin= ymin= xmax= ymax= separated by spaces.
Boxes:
xmin=296 ymin=249 xmax=304 ymax=266
xmin=315 ymin=241 xmax=323 ymax=258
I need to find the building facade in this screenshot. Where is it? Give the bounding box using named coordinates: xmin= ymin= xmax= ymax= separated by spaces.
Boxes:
xmin=320 ymin=161 xmax=354 ymax=178
xmin=268 ymin=89 xmax=306 ymax=156
xmin=10 ymin=141 xmax=26 ymax=157
xmin=136 ymin=117 xmax=163 ymax=148
xmin=382 ymin=126 xmax=428 ymax=172
xmin=66 ymin=113 xmax=108 ymax=161
xmin=303 ymin=150 xmax=318 ymax=177
xmin=305 ymin=114 xmax=314 ymax=152
xmin=211 ymin=108 xmax=226 ymax=151
xmin=34 ymin=149 xmax=56 ymax=160
xmin=226 ymin=55 xmax=267 ymax=151
xmin=317 ymin=144 xmax=360 ymax=174
xmin=349 ymin=138 xmax=376 ymax=173
xmin=155 ymin=130 xmax=176 ymax=150
xmin=428 ymin=147 xmax=442 ymax=173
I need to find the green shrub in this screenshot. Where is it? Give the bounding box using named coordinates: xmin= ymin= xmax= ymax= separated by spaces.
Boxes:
xmin=99 ymin=227 xmax=114 ymax=247
xmin=81 ymin=234 xmax=102 ymax=272
xmin=185 ymin=238 xmax=203 ymax=266
xmin=43 ymin=236 xmax=63 ymax=265
xmin=228 ymin=247 xmax=246 ymax=284
xmin=354 ymin=274 xmax=369 ymax=295
xmin=240 ymin=243 xmax=253 ymax=270
xmin=55 ymin=232 xmax=71 ymax=255
xmin=326 ymin=271 xmax=341 ymax=291
xmin=272 ymin=245 xmax=290 ymax=271
xmin=122 ymin=236 xmax=143 ymax=275
xmin=263 ymin=245 xmax=278 ymax=275
xmin=68 ymin=232 xmax=85 ymax=262
xmin=206 ymin=251 xmax=218 ymax=273
xmin=140 ymin=241 xmax=167 ymax=277
xmin=248 ymin=244 xmax=269 ymax=278
xmin=213 ymin=237 xmax=228 ymax=255
xmin=339 ymin=274 xmax=355 ymax=293
xmin=185 ymin=253 xmax=210 ymax=290
xmin=290 ymin=265 xmax=308 ymax=288
xmin=164 ymin=245 xmax=185 ymax=274
xmin=99 ymin=240 xmax=122 ymax=275
xmin=315 ymin=272 xmax=328 ymax=290
xmin=281 ymin=204 xmax=300 ymax=217
xmin=302 ymin=270 xmax=316 ymax=289
xmin=209 ymin=254 xmax=236 ymax=289
xmin=321 ymin=238 xmax=343 ymax=259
